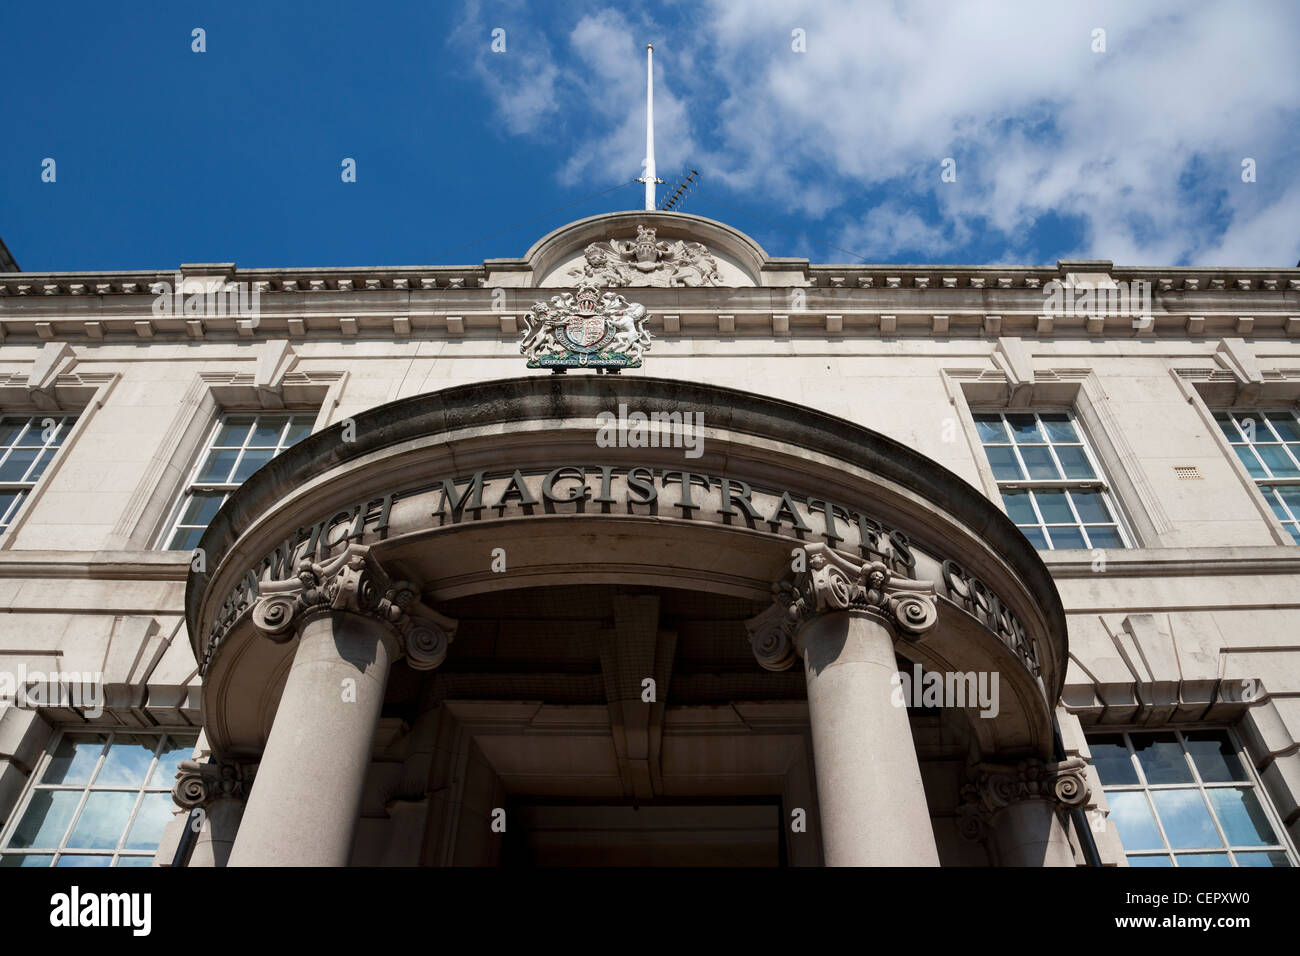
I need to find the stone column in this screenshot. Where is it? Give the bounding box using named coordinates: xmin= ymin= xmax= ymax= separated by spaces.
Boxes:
xmin=746 ymin=544 xmax=941 ymax=866
xmin=958 ymin=757 xmax=1090 ymax=866
xmin=225 ymin=545 xmax=456 ymax=867
xmin=172 ymin=759 xmax=249 ymax=867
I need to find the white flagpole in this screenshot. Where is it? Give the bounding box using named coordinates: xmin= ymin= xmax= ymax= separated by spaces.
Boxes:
xmin=642 ymin=44 xmax=657 ymax=211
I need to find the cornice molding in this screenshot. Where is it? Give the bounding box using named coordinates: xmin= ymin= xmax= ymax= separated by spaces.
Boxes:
xmin=0 ymin=306 xmax=1296 ymax=344
xmin=1042 ymin=546 xmax=1300 ymax=578
xmin=5 ymin=262 xmax=1298 ymax=296
xmin=0 ymin=551 xmax=191 ymax=580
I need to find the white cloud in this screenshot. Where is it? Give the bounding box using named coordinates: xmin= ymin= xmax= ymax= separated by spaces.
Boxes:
xmin=450 ymin=0 xmax=562 ymax=137
xmin=461 ymin=0 xmax=1300 ymax=265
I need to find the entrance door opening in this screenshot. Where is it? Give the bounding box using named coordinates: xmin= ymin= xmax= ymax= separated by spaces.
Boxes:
xmin=501 ymin=799 xmax=785 ymax=866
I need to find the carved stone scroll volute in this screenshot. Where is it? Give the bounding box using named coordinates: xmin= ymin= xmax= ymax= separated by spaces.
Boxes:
xmin=248 ymin=544 xmax=457 ymax=671
xmin=744 ymin=544 xmax=939 ymax=670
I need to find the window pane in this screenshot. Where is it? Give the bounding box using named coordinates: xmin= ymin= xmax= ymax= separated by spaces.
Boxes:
xmin=231 ymin=447 xmax=274 ymax=482
xmin=1268 ymin=421 xmax=1300 ymax=447
xmin=1150 ymin=789 xmax=1220 ymax=849
xmin=65 ymin=792 xmax=137 ymax=850
xmin=1259 ymin=486 xmax=1289 ymax=521
xmin=16 ymin=424 xmax=48 ymax=446
xmin=1266 ymin=414 xmax=1300 ymax=442
xmin=179 ymin=492 xmax=226 ymax=527
xmin=248 ymin=417 xmax=288 ymax=447
xmin=1005 ymin=414 xmax=1042 ymax=443
xmin=974 ymin=414 xmax=1007 ymax=443
xmin=1039 ymin=413 xmax=1079 ymax=443
xmin=1236 ymin=415 xmax=1272 ymax=441
xmin=1233 ymin=446 xmax=1266 ymax=478
xmin=1214 ymin=414 xmax=1239 ymax=441
xmin=1053 ymin=445 xmax=1095 ymax=479
xmin=48 ymin=420 xmax=72 ymax=446
xmin=1018 ymin=445 xmax=1059 ymax=479
xmin=1034 ymin=490 xmax=1073 ymax=524
xmin=213 ymin=417 xmax=254 ymax=447
xmin=1133 ymin=732 xmax=1193 ymax=784
xmin=0 ymin=447 xmax=39 ymax=481
xmin=985 ymin=445 xmax=1023 ymax=480
xmin=1045 ymin=526 xmax=1085 ymax=549
xmin=1278 ymin=486 xmax=1300 ymax=513
xmin=1207 ymin=788 xmax=1276 ymax=847
xmin=1128 ymin=854 xmax=1172 ymax=867
xmin=26 ymin=447 xmax=58 ymax=481
xmin=283 ymin=420 xmax=314 ymax=445
xmin=166 ymin=526 xmax=206 ymax=552
xmin=1069 ymin=491 xmax=1111 ymax=523
xmin=115 ymin=856 xmax=155 ymax=867
xmin=1085 ymin=526 xmax=1126 ymax=549
xmin=0 ymin=420 xmax=24 ymax=446
xmin=1176 ymin=853 xmax=1229 ymax=866
xmin=1183 ymin=731 xmax=1247 ymax=783
xmin=41 ymin=734 xmax=108 ymax=785
xmin=1107 ymin=791 xmax=1164 ymax=850
xmin=197 ymin=448 xmax=239 ymax=483
xmin=1001 ymin=490 xmax=1036 ymax=524
xmin=0 ymin=854 xmax=54 ymax=867
xmin=123 ymin=793 xmax=174 ymax=851
xmin=1020 ymin=527 xmax=1047 ymax=549
xmin=1235 ymin=851 xmax=1290 ymax=867
xmin=1256 ymin=445 xmax=1300 ymax=477
xmin=0 ymin=491 xmax=21 ymax=524
xmin=95 ymin=738 xmax=157 ymax=788
xmin=55 ymin=855 xmax=113 ymax=867
xmin=148 ymin=738 xmax=192 ymax=789
xmin=9 ymin=791 xmax=81 ymax=849
xmin=1090 ymin=735 xmax=1139 ymax=785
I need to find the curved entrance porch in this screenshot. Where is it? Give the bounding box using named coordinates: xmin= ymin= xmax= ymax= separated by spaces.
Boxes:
xmin=176 ymin=376 xmax=1085 ymax=866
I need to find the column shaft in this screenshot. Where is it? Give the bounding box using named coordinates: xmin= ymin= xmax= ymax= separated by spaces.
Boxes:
xmin=991 ymin=799 xmax=1077 ymax=866
xmin=800 ymin=609 xmax=940 ymax=866
xmin=228 ymin=612 xmax=394 ymax=866
xmin=189 ymin=798 xmax=245 ymax=868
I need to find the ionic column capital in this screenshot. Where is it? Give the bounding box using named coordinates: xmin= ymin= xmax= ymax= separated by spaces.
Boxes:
xmin=249 ymin=543 xmax=456 ymax=671
xmin=958 ymin=756 xmax=1091 ymax=838
xmin=744 ymin=543 xmax=938 ymax=671
xmin=172 ymin=758 xmax=254 ymax=811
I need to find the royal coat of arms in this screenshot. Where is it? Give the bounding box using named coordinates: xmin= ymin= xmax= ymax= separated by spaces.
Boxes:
xmin=567 ymin=225 xmax=724 ymax=288
xmin=520 ymin=281 xmax=653 ymax=370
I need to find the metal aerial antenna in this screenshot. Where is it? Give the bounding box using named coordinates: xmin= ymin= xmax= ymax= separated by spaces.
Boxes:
xmin=661 ymin=169 xmax=700 ymax=211
xmin=637 ymin=44 xmax=664 ymax=211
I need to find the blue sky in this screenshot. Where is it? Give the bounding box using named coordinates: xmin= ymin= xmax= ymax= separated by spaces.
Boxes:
xmin=2 ymin=0 xmax=1298 ymax=272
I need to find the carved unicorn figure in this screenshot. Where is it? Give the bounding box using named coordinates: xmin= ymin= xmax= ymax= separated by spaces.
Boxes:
xmin=602 ymin=294 xmax=652 ymax=361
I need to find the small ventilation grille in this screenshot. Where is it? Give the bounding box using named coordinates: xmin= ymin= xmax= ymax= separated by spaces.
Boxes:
xmin=1174 ymin=466 xmax=1202 ymax=480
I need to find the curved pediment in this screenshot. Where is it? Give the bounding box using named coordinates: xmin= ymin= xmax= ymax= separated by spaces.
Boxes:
xmin=486 ymin=211 xmax=788 ymax=288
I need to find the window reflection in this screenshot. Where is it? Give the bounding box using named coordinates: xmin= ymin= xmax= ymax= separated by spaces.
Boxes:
xmin=1089 ymin=729 xmax=1295 ymax=867
xmin=0 ymin=732 xmax=196 ymax=867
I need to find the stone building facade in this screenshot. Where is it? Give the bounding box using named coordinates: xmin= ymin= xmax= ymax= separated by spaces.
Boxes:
xmin=0 ymin=210 xmax=1297 ymax=867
